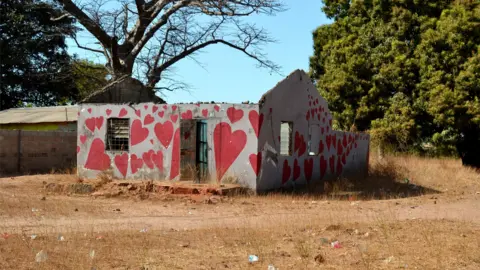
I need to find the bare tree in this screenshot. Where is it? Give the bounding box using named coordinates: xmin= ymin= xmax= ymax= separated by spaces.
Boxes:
xmin=53 ymin=0 xmax=285 ymax=101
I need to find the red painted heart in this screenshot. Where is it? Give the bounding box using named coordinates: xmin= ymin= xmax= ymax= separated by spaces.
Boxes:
xmin=142 ymin=150 xmax=155 ymax=169
xmin=329 ymin=155 xmax=335 ymax=174
xmin=169 ymin=128 xmax=180 ymax=180
xmin=170 ymin=114 xmax=178 ymax=123
xmin=76 ymin=146 xmax=80 ymax=154
xmin=114 ymin=153 xmax=128 ymax=177
xmin=282 ymin=159 xmax=291 ymax=184
xmin=184 ymin=131 xmax=191 ymax=140
xmin=249 ymin=152 xmax=262 ymax=176
xmin=213 ymin=122 xmax=247 ymax=181
xmin=130 ymin=119 xmax=149 ymax=146
xmin=343 ymin=134 xmax=348 ymax=148
xmin=152 ymin=105 xmax=159 ymax=113
xmin=181 ymin=110 xmax=193 ymax=120
xmin=131 ymin=154 xmax=143 ymax=174
xmin=106 ymin=109 xmax=112 ymax=116
xmin=227 ymin=107 xmax=244 ymax=124
xmin=326 ymin=135 xmax=331 ymax=151
xmin=85 ymin=117 xmax=96 ymax=132
xmin=154 ymin=121 xmax=174 ymax=148
xmin=202 ymin=109 xmax=208 ymax=118
xmin=172 ymin=105 xmax=177 ymax=111
xmin=144 ymin=105 xmax=148 ymax=110
xmin=163 ymin=105 xmax=168 ymax=110
xmin=248 ymin=110 xmax=263 ymax=138
xmin=80 ymin=135 xmax=87 ymax=144
xmin=119 ymin=108 xmax=128 ymax=117
xmin=214 ymin=105 xmax=220 ymax=112
xmin=144 ymin=114 xmax=154 ymax=125
xmin=337 ymin=139 xmax=343 ymax=156
xmin=158 ymin=111 xmax=165 ymax=118
xmin=306 ymin=110 xmax=311 ymax=121
xmin=95 ymin=117 xmax=104 ymax=130
xmin=152 ymin=150 xmax=163 ymax=171
xmin=319 ymin=140 xmax=324 ymax=154
xmin=304 ymin=158 xmax=313 ymax=182
xmin=87 ymin=108 xmax=92 ymax=114
xmin=85 ymin=138 xmax=110 ymax=171
xmin=320 ymin=155 xmax=327 ymax=179
xmin=293 ymin=159 xmax=301 ymax=181
xmin=135 ymin=110 xmax=141 ymax=117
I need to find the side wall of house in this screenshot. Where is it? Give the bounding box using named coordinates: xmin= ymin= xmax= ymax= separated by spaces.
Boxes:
xmin=77 ymin=103 xmax=259 ymax=189
xmin=257 ymin=70 xmax=370 ymax=192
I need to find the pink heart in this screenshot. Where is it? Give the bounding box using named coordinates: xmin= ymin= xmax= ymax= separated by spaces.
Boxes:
xmin=249 ymin=152 xmax=261 ymax=176
xmin=154 ymin=121 xmax=174 ymax=148
xmin=114 ymin=153 xmax=128 ymax=177
xmin=170 ymin=114 xmax=178 ymax=123
xmin=130 ymin=119 xmax=149 ymax=146
xmin=84 ymin=139 xmax=110 ymax=171
xmin=80 ymin=135 xmax=87 ymax=144
xmin=181 ymin=110 xmax=192 ymax=120
xmin=131 ymin=154 xmax=144 ymax=174
xmin=106 ymin=109 xmax=112 ymax=116
xmin=227 ymin=107 xmax=244 ymax=124
xmin=213 ymin=122 xmax=247 ymax=181
xmin=144 ymin=114 xmax=154 ymax=125
xmin=119 ymin=108 xmax=128 ymax=117
xmin=202 ymin=109 xmax=208 ymax=118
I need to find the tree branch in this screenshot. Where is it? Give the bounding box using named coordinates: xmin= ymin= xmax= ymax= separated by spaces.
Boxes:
xmin=72 ymin=35 xmax=104 ymax=54
xmin=54 ymin=0 xmax=112 ymax=46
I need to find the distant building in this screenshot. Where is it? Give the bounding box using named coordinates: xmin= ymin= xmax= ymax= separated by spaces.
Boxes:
xmin=0 ymin=106 xmax=78 ymax=131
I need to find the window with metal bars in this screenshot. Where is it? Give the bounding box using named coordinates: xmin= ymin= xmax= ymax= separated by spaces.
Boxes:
xmin=105 ymin=118 xmax=129 ymax=151
xmin=280 ymin=121 xmax=293 ymax=156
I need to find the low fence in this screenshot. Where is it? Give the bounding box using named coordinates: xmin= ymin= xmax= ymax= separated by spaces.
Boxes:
xmin=0 ymin=130 xmax=77 ymax=175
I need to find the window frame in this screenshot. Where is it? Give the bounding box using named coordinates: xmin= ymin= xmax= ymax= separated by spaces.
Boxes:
xmin=105 ymin=118 xmax=130 ymax=152
xmin=279 ymin=121 xmax=293 ymax=156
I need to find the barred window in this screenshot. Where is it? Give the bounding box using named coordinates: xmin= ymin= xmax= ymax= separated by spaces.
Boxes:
xmin=106 ymin=118 xmax=129 ymax=151
xmin=280 ymin=121 xmax=293 ymax=156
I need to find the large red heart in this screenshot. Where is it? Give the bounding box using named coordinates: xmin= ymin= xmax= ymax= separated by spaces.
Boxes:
xmin=320 ymin=155 xmax=327 ymax=179
xmin=249 ymin=152 xmax=261 ymax=176
xmin=114 ymin=153 xmax=128 ymax=177
xmin=332 ymin=134 xmax=337 ymax=149
xmin=154 ymin=121 xmax=174 ymax=148
xmin=282 ymin=159 xmax=291 ymax=184
xmin=131 ymin=154 xmax=143 ymax=174
xmin=294 ymin=132 xmax=306 ymax=157
xmin=181 ymin=110 xmax=193 ymax=120
xmin=142 ymin=150 xmax=155 ymax=169
xmin=169 ymin=128 xmax=180 ymax=180
xmin=248 ymin=110 xmax=264 ymax=138
xmin=119 ymin=108 xmax=128 ymax=117
xmin=329 ymin=155 xmax=335 ymax=174
xmin=304 ymin=158 xmax=313 ymax=182
xmin=227 ymin=107 xmax=244 ymax=124
xmin=131 ymin=119 xmax=149 ymax=146
xmin=343 ymin=134 xmax=348 ymax=148
xmin=202 ymin=109 xmax=208 ymax=118
xmin=213 ymin=122 xmax=247 ymax=181
xmin=85 ymin=138 xmax=110 ymax=171
xmin=80 ymin=135 xmax=87 ymax=144
xmin=293 ymin=159 xmax=301 ymax=181
xmin=144 ymin=114 xmax=154 ymax=125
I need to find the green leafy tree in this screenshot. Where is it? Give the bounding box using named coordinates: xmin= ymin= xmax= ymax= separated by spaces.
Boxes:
xmin=310 ymin=0 xmax=480 ymax=167
xmin=0 ymin=0 xmax=78 ymax=110
xmin=70 ymin=58 xmax=109 ymax=100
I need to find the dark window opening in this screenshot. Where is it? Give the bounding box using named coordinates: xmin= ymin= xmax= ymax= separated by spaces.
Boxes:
xmin=106 ymin=118 xmax=129 ymax=151
xmin=280 ymin=121 xmax=293 ymax=156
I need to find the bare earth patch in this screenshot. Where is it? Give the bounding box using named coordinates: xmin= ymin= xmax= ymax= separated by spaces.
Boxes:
xmin=1 ymin=155 xmax=479 ymax=269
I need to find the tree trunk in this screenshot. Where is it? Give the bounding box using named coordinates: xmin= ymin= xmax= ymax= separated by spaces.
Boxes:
xmin=456 ymin=125 xmax=480 ymax=169
xmin=81 ymin=76 xmax=165 ymax=104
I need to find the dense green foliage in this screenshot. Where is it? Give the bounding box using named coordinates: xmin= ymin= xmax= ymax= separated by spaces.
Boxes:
xmin=0 ymin=0 xmax=96 ymax=109
xmin=70 ymin=58 xmax=109 ymax=100
xmin=310 ymin=0 xmax=480 ymax=167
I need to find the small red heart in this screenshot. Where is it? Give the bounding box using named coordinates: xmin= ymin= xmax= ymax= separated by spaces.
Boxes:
xmin=158 ymin=111 xmax=165 ymax=118
xmin=114 ymin=153 xmax=128 ymax=177
xmin=184 ymin=131 xmax=191 ymax=140
xmin=76 ymin=146 xmax=80 ymax=154
xmin=95 ymin=116 xmax=104 ymax=130
xmin=87 ymin=108 xmax=92 ymax=114
xmin=144 ymin=114 xmax=154 ymax=125
xmin=172 ymin=105 xmax=177 ymax=111
xmin=119 ymin=108 xmax=128 ymax=117
xmin=163 ymin=105 xmax=168 ymax=110
xmin=80 ymin=135 xmax=87 ymax=144
xmin=293 ymin=159 xmax=301 ymax=181
xmin=135 ymin=110 xmax=141 ymax=118
xmin=152 ymin=105 xmax=159 ymax=113
xmin=106 ymin=109 xmax=112 ymax=116
xmin=202 ymin=109 xmax=208 ymax=118
xmin=214 ymin=105 xmax=220 ymax=112
xmin=131 ymin=154 xmax=144 ymax=174
xmin=181 ymin=110 xmax=193 ymax=120
xmin=282 ymin=160 xmax=291 ymax=184
xmin=170 ymin=114 xmax=178 ymax=123
xmin=144 ymin=105 xmax=148 ymax=110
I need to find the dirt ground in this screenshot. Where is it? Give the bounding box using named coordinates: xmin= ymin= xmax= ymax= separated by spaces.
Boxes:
xmin=1 ymin=156 xmax=480 ymax=270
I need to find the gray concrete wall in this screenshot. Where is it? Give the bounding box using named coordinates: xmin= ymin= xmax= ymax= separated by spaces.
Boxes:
xmin=257 ymin=70 xmax=370 ymax=192
xmin=77 ymin=103 xmax=259 ymax=189
xmin=0 ymin=130 xmax=77 ymax=175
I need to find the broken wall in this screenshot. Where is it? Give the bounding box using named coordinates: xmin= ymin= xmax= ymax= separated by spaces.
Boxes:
xmin=77 ymin=103 xmax=259 ymax=189
xmin=257 ymin=70 xmax=370 ymax=192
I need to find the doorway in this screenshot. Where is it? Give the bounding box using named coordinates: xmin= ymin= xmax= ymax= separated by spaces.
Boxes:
xmin=180 ymin=119 xmax=208 ymax=182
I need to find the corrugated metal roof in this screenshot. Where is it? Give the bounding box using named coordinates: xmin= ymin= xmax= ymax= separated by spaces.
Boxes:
xmin=0 ymin=106 xmax=78 ymax=124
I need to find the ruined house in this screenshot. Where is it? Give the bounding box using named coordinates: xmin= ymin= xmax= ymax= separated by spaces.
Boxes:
xmin=76 ymin=70 xmax=370 ymax=192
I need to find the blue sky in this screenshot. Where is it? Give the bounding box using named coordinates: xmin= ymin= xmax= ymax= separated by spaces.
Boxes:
xmin=67 ymin=1 xmax=331 ymax=103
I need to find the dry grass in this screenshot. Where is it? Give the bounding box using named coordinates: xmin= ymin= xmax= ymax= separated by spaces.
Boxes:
xmin=1 ymin=154 xmax=479 ymax=269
